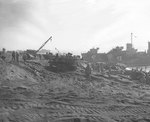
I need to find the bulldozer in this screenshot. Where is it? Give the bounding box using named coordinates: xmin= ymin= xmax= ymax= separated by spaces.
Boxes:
xmin=47 ymin=53 xmax=77 ymax=72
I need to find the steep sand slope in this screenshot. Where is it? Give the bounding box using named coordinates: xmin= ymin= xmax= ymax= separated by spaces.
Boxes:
xmin=0 ymin=60 xmax=150 ymax=122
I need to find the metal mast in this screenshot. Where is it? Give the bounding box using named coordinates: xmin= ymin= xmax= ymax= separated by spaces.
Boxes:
xmin=131 ymin=32 xmax=133 ymax=45
xmin=36 ymin=36 xmax=52 ymax=53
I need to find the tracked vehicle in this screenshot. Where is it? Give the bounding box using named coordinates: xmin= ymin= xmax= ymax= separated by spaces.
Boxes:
xmin=48 ymin=53 xmax=77 ymax=72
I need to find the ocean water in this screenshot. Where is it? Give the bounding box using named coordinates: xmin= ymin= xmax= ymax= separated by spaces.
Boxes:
xmin=127 ymin=66 xmax=150 ymax=72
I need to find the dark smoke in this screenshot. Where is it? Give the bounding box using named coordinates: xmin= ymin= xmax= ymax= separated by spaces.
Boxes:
xmin=0 ymin=0 xmax=32 ymax=31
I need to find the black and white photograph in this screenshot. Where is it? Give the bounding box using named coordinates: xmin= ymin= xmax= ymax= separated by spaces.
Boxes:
xmin=0 ymin=0 xmax=150 ymax=122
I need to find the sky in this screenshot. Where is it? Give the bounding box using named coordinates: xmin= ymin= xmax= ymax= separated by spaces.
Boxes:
xmin=0 ymin=0 xmax=150 ymax=54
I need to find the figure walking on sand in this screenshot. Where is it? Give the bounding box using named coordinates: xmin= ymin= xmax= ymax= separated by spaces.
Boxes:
xmin=22 ymin=53 xmax=27 ymax=62
xmin=85 ymin=63 xmax=92 ymax=78
xmin=16 ymin=52 xmax=19 ymax=63
xmin=12 ymin=51 xmax=15 ymax=62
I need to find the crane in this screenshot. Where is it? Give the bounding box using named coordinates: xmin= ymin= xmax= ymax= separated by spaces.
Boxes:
xmin=25 ymin=36 xmax=52 ymax=60
xmin=36 ymin=36 xmax=52 ymax=54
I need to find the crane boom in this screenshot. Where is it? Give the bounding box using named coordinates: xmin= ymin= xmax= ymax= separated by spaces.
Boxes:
xmin=36 ymin=36 xmax=52 ymax=53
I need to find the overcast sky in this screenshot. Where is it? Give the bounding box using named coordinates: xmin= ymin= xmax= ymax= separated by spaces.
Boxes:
xmin=0 ymin=0 xmax=150 ymax=54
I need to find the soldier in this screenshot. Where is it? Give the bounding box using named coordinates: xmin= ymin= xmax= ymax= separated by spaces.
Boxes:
xmin=85 ymin=63 xmax=92 ymax=78
xmin=16 ymin=52 xmax=19 ymax=62
xmin=100 ymin=63 xmax=104 ymax=74
xmin=145 ymin=73 xmax=150 ymax=84
xmin=1 ymin=48 xmax=6 ymax=61
xmin=54 ymin=53 xmax=59 ymax=61
xmin=96 ymin=63 xmax=100 ymax=72
xmin=12 ymin=51 xmax=15 ymax=62
xmin=22 ymin=53 xmax=27 ymax=62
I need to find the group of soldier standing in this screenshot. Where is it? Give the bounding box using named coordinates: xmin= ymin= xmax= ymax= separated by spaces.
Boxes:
xmin=85 ymin=62 xmax=105 ymax=78
xmin=12 ymin=51 xmax=19 ymax=62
